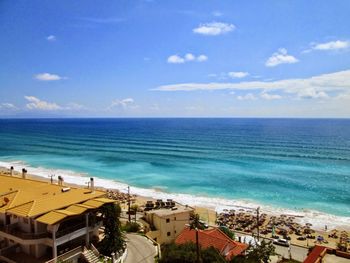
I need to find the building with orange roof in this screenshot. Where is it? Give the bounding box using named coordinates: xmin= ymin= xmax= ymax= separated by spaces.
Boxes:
xmin=175 ymin=227 xmax=248 ymax=260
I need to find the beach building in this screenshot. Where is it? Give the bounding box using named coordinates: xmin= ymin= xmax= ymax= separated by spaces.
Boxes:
xmin=144 ymin=205 xmax=194 ymax=244
xmin=0 ymin=172 xmax=115 ymax=262
xmin=303 ymin=245 xmax=350 ymax=263
xmin=175 ymin=227 xmax=248 ymax=260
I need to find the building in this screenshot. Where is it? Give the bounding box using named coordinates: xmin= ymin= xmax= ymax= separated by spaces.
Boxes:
xmin=0 ymin=171 xmax=115 ymax=262
xmin=144 ymin=205 xmax=194 ymax=244
xmin=304 ymin=245 xmax=350 ymax=263
xmin=175 ymin=227 xmax=248 ymax=260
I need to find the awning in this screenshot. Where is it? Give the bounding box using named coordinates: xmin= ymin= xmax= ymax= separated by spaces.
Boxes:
xmin=36 ymin=197 xmax=115 ymax=225
xmin=83 ymin=197 xmax=116 ymax=208
xmin=36 ymin=211 xmax=68 ymax=225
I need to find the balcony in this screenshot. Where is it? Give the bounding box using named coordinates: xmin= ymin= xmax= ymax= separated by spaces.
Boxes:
xmin=0 ymin=223 xmax=50 ymax=240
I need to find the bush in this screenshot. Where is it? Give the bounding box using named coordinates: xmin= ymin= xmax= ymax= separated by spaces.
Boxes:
xmin=123 ymin=222 xmax=140 ymax=232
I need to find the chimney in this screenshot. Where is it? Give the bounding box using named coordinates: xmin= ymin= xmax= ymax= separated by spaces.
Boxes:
xmin=10 ymin=166 xmax=14 ymax=176
xmin=22 ymin=168 xmax=27 ymax=179
xmin=90 ymin=177 xmax=94 ymax=192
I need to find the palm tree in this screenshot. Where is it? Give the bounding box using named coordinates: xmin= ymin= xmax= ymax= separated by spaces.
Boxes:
xmin=189 ymin=213 xmax=202 ymax=263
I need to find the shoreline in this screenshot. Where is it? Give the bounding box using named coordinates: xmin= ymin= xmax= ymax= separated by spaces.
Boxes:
xmin=0 ymin=159 xmax=349 ymax=233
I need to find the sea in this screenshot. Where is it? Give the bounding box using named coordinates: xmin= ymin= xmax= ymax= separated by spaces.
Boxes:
xmin=0 ymin=118 xmax=349 ymax=229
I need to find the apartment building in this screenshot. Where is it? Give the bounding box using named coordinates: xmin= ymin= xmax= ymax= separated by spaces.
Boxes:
xmin=144 ymin=205 xmax=194 ymax=244
xmin=0 ymin=171 xmax=114 ymax=262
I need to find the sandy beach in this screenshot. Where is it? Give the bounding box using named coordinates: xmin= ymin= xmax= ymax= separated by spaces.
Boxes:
xmin=0 ymin=166 xmax=348 ymax=251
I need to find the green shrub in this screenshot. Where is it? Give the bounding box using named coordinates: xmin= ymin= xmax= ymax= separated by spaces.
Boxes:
xmin=123 ymin=221 xmax=140 ymax=232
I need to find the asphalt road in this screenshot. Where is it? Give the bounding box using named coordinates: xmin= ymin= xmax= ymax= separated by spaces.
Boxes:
xmin=235 ymin=233 xmax=309 ymax=262
xmin=274 ymin=243 xmax=308 ymax=262
xmin=124 ymin=233 xmax=157 ymax=263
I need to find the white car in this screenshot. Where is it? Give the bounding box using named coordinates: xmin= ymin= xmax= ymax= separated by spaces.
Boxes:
xmin=273 ymin=238 xmax=290 ymax=247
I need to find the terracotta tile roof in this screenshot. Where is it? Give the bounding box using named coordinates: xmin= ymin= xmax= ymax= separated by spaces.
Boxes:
xmin=175 ymin=227 xmax=248 ymax=260
xmin=303 ymin=245 xmax=328 ymax=263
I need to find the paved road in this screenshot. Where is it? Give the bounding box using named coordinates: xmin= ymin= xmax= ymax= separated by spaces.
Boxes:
xmin=235 ymin=233 xmax=309 ymax=262
xmin=124 ymin=233 xmax=157 ymax=263
xmin=274 ymin=243 xmax=308 ymax=262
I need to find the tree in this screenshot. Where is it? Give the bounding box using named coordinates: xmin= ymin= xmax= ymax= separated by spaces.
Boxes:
xmin=189 ymin=213 xmax=204 ymax=263
xmin=98 ymin=203 xmax=125 ymax=256
xmin=231 ymin=240 xmax=275 ymax=263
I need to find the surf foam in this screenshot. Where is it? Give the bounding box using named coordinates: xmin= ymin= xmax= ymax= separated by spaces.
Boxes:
xmin=0 ymin=159 xmax=349 ymax=231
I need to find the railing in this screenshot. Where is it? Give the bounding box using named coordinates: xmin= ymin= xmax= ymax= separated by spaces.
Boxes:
xmin=0 ymin=255 xmax=17 ymax=263
xmin=45 ymin=246 xmax=83 ymax=263
xmin=0 ymin=244 xmax=19 ymax=256
xmin=56 ymin=220 xmax=102 ymax=239
xmin=90 ymin=243 xmax=100 ymax=257
xmin=56 ymin=222 xmax=86 ymax=238
xmin=0 ymin=223 xmax=50 ymax=240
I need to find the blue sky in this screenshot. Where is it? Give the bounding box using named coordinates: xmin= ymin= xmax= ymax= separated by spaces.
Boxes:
xmin=1 ymin=0 xmax=350 ymax=117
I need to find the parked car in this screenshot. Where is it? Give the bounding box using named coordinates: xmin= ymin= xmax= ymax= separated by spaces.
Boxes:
xmin=273 ymin=238 xmax=290 ymax=247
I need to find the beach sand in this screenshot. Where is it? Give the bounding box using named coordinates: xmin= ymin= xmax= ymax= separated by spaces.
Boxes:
xmin=0 ymin=167 xmax=348 ymax=250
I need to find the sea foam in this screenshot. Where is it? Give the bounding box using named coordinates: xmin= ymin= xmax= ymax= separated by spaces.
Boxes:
xmin=1 ymin=159 xmax=349 ymax=231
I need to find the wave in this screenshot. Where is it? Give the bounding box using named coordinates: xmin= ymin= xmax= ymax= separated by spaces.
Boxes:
xmin=0 ymin=159 xmax=349 ymax=231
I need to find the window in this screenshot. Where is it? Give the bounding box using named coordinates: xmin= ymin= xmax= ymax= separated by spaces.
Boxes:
xmin=167 ymin=232 xmax=171 ymax=236
xmin=166 ymin=218 xmax=170 ymax=223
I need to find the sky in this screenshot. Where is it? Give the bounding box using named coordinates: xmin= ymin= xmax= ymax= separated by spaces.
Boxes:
xmin=1 ymin=0 xmax=350 ymax=118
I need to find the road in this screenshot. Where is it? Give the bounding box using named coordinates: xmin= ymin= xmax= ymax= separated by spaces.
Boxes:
xmin=235 ymin=233 xmax=309 ymax=262
xmin=274 ymin=243 xmax=308 ymax=262
xmin=124 ymin=233 xmax=157 ymax=263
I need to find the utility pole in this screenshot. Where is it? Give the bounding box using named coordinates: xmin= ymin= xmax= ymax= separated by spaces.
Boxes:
xmin=128 ymin=186 xmax=131 ymax=222
xmin=257 ymin=206 xmax=260 ymax=241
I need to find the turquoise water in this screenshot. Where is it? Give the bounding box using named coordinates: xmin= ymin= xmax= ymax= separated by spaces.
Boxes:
xmin=0 ymin=118 xmax=349 ymax=218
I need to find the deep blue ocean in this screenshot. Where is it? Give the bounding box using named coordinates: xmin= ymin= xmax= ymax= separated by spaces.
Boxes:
xmin=0 ymin=118 xmax=349 ymax=220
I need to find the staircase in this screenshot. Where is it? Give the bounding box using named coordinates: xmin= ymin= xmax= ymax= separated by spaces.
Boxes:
xmin=83 ymin=248 xmax=100 ymax=263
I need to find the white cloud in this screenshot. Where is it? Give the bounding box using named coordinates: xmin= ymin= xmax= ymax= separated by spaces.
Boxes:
xmin=265 ymin=48 xmax=299 ymax=67
xmin=237 ymin=93 xmax=257 ymax=100
xmin=193 ymin=22 xmax=235 ymax=36
xmin=34 ymin=73 xmax=64 ymax=81
xmin=167 ymin=53 xmax=208 ymax=64
xmin=0 ymin=103 xmax=18 ymax=110
xmin=260 ymin=92 xmax=282 ymax=100
xmin=296 ymin=88 xmax=329 ymax=99
xmin=25 ymin=96 xmax=62 ymax=111
xmin=46 ymin=35 xmax=56 ymax=42
xmin=228 ymin=71 xmax=249 ymax=78
xmin=153 ymin=70 xmax=350 ymax=100
xmin=185 ymin=53 xmax=195 ymax=61
xmin=212 ymin=11 xmax=223 ymax=17
xmin=109 ymin=98 xmax=137 ymax=110
xmin=66 ymin=103 xmax=86 ymax=110
xmin=313 ymin=40 xmax=349 ymax=51
xmin=197 ymin=55 xmax=208 ymax=62
xmin=167 ymin=55 xmax=185 ymax=64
